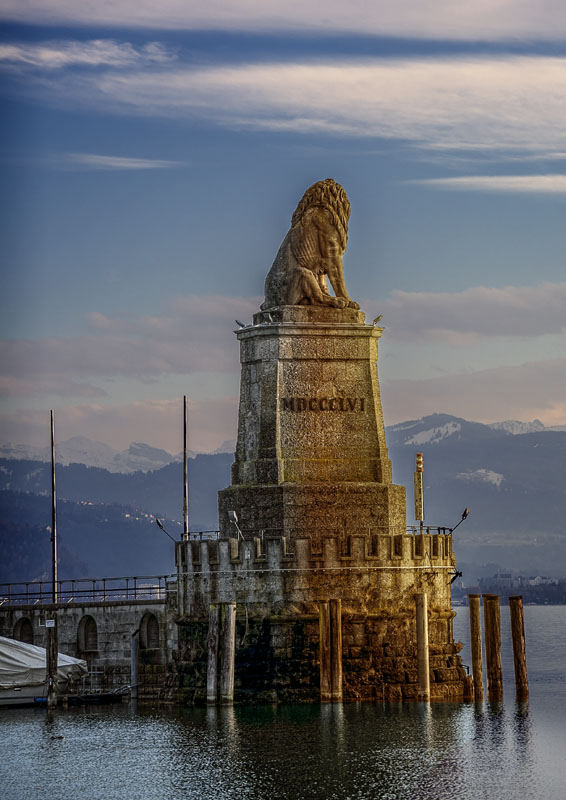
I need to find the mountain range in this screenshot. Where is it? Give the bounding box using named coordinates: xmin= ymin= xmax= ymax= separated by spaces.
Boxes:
xmin=0 ymin=436 xmax=237 ymax=473
xmin=3 ymin=416 xmax=563 ymax=473
xmin=1 ymin=413 xmax=564 ymax=583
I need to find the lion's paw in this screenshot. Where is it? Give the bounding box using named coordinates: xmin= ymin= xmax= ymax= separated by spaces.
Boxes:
xmin=328 ymin=297 xmax=348 ymax=309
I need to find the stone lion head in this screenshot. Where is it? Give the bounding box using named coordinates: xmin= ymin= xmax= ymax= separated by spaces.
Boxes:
xmin=291 ymin=178 xmax=350 ymax=252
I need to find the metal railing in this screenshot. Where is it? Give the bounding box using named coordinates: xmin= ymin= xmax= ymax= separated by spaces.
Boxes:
xmin=1 ymin=527 xmax=453 ymax=607
xmin=0 ymin=574 xmax=176 ymax=607
xmin=186 ymin=526 xmax=453 ymax=540
xmin=405 ymin=526 xmax=454 ymax=535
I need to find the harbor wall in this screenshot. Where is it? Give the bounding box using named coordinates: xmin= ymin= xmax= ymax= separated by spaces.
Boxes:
xmin=0 ymin=599 xmax=178 ymax=700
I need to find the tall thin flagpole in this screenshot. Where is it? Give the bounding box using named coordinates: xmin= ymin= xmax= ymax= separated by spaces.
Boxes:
xmin=50 ymin=410 xmax=58 ymax=603
xmin=183 ymin=396 xmax=189 ymax=541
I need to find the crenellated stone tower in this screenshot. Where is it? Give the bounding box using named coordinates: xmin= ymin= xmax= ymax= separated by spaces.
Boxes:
xmin=175 ymin=180 xmax=469 ymax=703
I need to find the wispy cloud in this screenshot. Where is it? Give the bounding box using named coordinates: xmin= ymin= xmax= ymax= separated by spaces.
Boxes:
xmin=383 ymin=358 xmax=566 ymax=426
xmin=1 ymin=1 xmax=566 ymax=41
xmin=3 ymin=358 xmax=564 ymax=452
xmin=0 ymin=40 xmax=174 ymax=69
xmin=16 ymin=56 xmax=566 ymax=157
xmin=1 ymin=285 xmax=564 ymax=404
xmin=60 ymin=153 xmax=185 ymax=171
xmin=382 ymin=283 xmax=566 ymax=341
xmin=0 ymin=295 xmax=260 ymax=398
xmin=409 ymin=174 xmax=566 ymax=193
xmin=0 ymin=397 xmax=239 ymax=453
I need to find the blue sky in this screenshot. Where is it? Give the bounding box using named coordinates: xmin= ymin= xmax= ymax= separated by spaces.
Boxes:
xmin=1 ymin=1 xmax=565 ymax=453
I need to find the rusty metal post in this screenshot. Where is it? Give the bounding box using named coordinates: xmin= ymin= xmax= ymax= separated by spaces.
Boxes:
xmin=416 ymin=593 xmax=430 ymax=701
xmin=330 ymin=599 xmax=343 ymax=702
xmin=509 ymin=596 xmax=529 ymax=702
xmin=468 ymin=594 xmax=484 ymax=702
xmin=483 ymin=594 xmax=503 ymax=702
xmin=319 ymin=601 xmax=331 ymax=702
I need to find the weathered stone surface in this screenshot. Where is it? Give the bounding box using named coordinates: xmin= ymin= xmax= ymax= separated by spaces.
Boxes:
xmin=227 ymin=306 xmax=392 ymax=490
xmin=0 ymin=600 xmax=177 ymax=698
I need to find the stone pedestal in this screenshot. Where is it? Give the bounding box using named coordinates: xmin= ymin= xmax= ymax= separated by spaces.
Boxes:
xmin=219 ymin=306 xmax=405 ymax=543
xmin=175 ymin=304 xmax=467 ymax=704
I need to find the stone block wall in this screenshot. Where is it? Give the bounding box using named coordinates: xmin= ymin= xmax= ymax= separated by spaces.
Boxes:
xmin=0 ymin=599 xmax=177 ymax=699
xmin=174 ymin=532 xmax=467 ymax=702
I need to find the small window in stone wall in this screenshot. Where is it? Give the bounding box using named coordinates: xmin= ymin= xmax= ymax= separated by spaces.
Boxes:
xmin=140 ymin=612 xmax=159 ymax=650
xmin=14 ymin=617 xmax=34 ymax=644
xmin=77 ymin=615 xmax=98 ymax=652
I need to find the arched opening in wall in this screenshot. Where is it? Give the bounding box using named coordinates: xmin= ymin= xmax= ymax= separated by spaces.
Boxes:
xmin=77 ymin=615 xmax=98 ymax=652
xmin=14 ymin=617 xmax=34 ymax=644
xmin=140 ymin=612 xmax=160 ymax=650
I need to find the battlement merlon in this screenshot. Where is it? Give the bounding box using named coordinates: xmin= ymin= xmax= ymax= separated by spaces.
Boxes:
xmin=174 ymin=532 xmax=456 ymax=618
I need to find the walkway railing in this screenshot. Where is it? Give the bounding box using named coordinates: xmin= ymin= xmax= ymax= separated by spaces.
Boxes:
xmin=0 ymin=574 xmax=176 ymax=607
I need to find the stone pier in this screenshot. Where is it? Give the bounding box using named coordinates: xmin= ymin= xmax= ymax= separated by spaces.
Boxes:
xmin=174 ymin=306 xmax=467 ymax=702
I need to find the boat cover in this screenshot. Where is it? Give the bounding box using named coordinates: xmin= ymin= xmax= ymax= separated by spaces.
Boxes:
xmin=0 ymin=635 xmax=88 ymax=688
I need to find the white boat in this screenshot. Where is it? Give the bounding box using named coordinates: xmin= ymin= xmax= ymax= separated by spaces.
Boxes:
xmin=0 ymin=635 xmax=88 ymax=707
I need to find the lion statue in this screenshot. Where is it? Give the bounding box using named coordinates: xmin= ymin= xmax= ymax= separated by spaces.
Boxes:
xmin=261 ymin=178 xmax=360 ymax=310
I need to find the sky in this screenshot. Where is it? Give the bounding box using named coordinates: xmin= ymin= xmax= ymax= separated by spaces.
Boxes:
xmin=1 ymin=1 xmax=565 ymax=454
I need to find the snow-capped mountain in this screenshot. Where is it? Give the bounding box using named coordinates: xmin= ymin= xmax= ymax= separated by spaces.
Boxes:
xmin=0 ymin=436 xmax=187 ymax=473
xmin=211 ymin=440 xmax=237 ymax=455
xmin=386 ymin=413 xmax=508 ymax=447
xmin=488 ymin=419 xmax=546 ymax=435
xmin=0 ymin=413 xmax=562 ymax=471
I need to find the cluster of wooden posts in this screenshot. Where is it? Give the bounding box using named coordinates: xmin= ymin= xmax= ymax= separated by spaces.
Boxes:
xmin=205 ymin=593 xmax=528 ymax=705
xmin=415 ymin=592 xmax=528 ymax=703
xmin=468 ymin=593 xmax=529 ymax=703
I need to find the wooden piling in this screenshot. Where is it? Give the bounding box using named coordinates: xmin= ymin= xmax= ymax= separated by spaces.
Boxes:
xmin=483 ymin=594 xmax=503 ymax=702
xmin=416 ymin=593 xmax=430 ymax=701
xmin=468 ymin=594 xmax=484 ymax=702
xmin=509 ymin=596 xmax=529 ymax=702
xmin=329 ymin=599 xmax=343 ymax=702
xmin=46 ymin=613 xmax=58 ymax=708
xmin=220 ymin=602 xmax=237 ymax=705
xmin=319 ymin=601 xmax=331 ymax=702
xmin=130 ymin=630 xmax=139 ymax=700
xmin=206 ymin=604 xmax=220 ymax=704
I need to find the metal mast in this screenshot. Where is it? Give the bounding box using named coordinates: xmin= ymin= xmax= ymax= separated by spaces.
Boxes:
xmin=50 ymin=410 xmax=58 ymax=602
xmin=183 ymin=396 xmax=189 ymax=541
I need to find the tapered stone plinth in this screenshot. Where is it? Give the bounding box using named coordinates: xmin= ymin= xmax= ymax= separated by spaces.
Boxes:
xmin=219 ymin=306 xmax=405 ymax=542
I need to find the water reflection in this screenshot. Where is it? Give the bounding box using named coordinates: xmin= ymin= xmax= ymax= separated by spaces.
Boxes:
xmin=2 ymin=605 xmax=563 ymax=799
xmin=0 ymin=696 xmax=563 ymax=800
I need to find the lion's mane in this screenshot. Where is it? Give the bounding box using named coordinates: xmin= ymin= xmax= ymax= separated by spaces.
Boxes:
xmin=291 ymin=178 xmax=350 ymax=251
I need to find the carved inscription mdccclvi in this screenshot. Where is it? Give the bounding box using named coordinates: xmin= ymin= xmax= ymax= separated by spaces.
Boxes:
xmin=281 ymin=397 xmax=365 ymax=412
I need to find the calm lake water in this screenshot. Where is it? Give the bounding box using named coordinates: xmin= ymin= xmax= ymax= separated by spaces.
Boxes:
xmin=1 ymin=606 xmax=565 ymax=800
